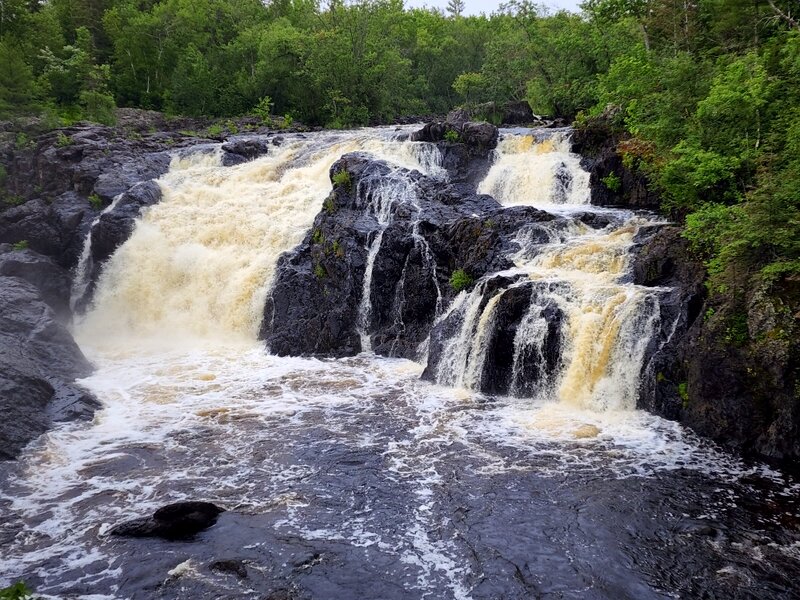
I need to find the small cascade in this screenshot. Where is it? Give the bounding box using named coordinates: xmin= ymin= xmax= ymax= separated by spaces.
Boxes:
xmin=357 ymin=230 xmax=384 ymax=353
xmin=428 ymin=128 xmax=668 ymax=412
xmin=478 ymin=129 xmax=590 ymax=206
xmin=70 ymin=193 xmax=125 ymax=313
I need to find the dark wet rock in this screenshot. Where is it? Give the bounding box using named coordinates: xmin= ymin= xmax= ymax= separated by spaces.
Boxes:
xmin=449 ymin=102 xmax=540 ymax=126
xmin=633 ymin=225 xmax=800 ymax=463
xmin=570 ymin=115 xmax=659 ymax=210
xmin=209 ymin=559 xmax=248 ymax=579
xmin=221 ymin=137 xmax=279 ymax=166
xmin=0 ymin=276 xmax=96 ymax=460
xmin=411 ymin=120 xmax=498 ymax=152
xmin=0 ymin=247 xmax=73 ymax=321
xmin=264 ymin=151 xmax=561 ymax=371
xmin=72 ymin=180 xmax=163 ymax=313
xmin=110 ymin=501 xmax=225 ymax=540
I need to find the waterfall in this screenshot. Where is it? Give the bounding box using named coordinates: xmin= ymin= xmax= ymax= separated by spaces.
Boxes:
xmin=478 ymin=129 xmax=590 ymax=206
xmin=431 ymin=128 xmax=667 ymax=412
xmin=76 ymin=130 xmax=442 ymax=349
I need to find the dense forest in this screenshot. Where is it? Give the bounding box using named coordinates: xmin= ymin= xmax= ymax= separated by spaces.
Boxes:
xmin=1 ymin=0 xmax=799 ymax=331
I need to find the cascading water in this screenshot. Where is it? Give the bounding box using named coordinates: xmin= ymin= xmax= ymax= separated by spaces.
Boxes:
xmin=431 ymin=129 xmax=664 ymax=412
xmin=3 ymin=126 xmax=799 ymax=600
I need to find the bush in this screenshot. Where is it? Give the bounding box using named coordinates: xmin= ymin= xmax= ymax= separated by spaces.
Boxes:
xmin=444 ymin=129 xmax=460 ymax=143
xmin=601 ymin=172 xmax=621 ymax=192
xmin=253 ymin=96 xmax=273 ymax=125
xmin=12 ymin=240 xmax=29 ymax=250
xmin=0 ymin=581 xmax=33 ymax=600
xmin=314 ymin=263 xmax=327 ymax=278
xmin=88 ymin=193 xmax=103 ymax=210
xmin=450 ymin=268 xmax=473 ymax=292
xmin=332 ymin=170 xmax=352 ymax=190
xmin=56 ymin=132 xmax=72 ymax=147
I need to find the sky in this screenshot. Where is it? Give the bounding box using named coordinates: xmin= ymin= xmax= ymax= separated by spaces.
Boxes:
xmin=403 ymin=0 xmax=583 ymax=15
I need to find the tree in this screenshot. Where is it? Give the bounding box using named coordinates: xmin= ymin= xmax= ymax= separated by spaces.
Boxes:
xmin=447 ymin=0 xmax=465 ymax=17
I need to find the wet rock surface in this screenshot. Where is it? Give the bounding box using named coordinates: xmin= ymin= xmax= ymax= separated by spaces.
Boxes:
xmin=633 ymin=225 xmax=800 ymax=463
xmin=262 ymin=149 xmax=560 ymax=363
xmin=570 ymin=117 xmax=660 ymax=211
xmin=110 ymin=502 xmax=225 ymax=540
xmin=0 ymin=275 xmax=96 ymax=460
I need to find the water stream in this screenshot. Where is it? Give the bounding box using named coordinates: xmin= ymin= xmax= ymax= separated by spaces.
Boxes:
xmin=1 ymin=127 xmax=799 ymax=599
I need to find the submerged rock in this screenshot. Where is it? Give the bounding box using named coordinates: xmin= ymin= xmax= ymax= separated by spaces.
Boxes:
xmin=110 ymin=501 xmax=225 ymax=540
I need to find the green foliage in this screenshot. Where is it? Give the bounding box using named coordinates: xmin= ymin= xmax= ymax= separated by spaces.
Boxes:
xmin=0 ymin=165 xmax=6 ymax=188
xmin=12 ymin=240 xmax=29 ymax=250
xmin=253 ymin=96 xmax=273 ymax=125
xmin=207 ymin=123 xmax=224 ymax=138
xmin=332 ymin=239 xmax=344 ymax=258
xmin=677 ymin=382 xmax=689 ymax=406
xmin=56 ymin=132 xmax=72 ymax=147
xmin=443 ymin=129 xmax=460 ymax=143
xmin=312 ymin=228 xmax=325 ymax=244
xmin=314 ymin=263 xmax=327 ymax=278
xmin=88 ymin=193 xmax=103 ymax=210
xmin=332 ymin=170 xmax=352 ymax=190
xmin=449 ymin=268 xmax=473 ymax=292
xmin=601 ymin=172 xmax=621 ymax=192
xmin=324 ymin=196 xmax=336 ymax=214
xmin=15 ymin=133 xmax=32 ymax=150
xmin=0 ymin=580 xmax=33 ymax=600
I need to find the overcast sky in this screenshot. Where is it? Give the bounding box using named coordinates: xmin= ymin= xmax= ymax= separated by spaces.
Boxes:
xmin=403 ymin=0 xmax=583 ymax=15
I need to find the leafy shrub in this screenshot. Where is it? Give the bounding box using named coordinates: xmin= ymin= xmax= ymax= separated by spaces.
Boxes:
xmin=253 ymin=96 xmax=273 ymax=125
xmin=88 ymin=193 xmax=103 ymax=210
xmin=324 ymin=196 xmax=336 ymax=214
xmin=332 ymin=170 xmax=352 ymax=190
xmin=450 ymin=268 xmax=473 ymax=292
xmin=12 ymin=240 xmax=29 ymax=250
xmin=601 ymin=172 xmax=621 ymax=192
xmin=207 ymin=123 xmax=223 ymax=138
xmin=314 ymin=263 xmax=326 ymax=278
xmin=56 ymin=132 xmax=72 ymax=147
xmin=15 ymin=133 xmax=31 ymax=150
xmin=677 ymin=382 xmax=689 ymax=406
xmin=0 ymin=580 xmax=33 ymax=600
xmin=444 ymin=129 xmax=460 ymax=143
xmin=312 ymin=228 xmax=324 ymax=244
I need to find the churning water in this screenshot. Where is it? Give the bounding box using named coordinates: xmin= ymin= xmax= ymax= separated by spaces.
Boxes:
xmin=1 ymin=127 xmax=799 ymax=599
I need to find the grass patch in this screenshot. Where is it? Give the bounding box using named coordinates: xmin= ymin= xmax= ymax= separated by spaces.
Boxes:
xmin=601 ymin=172 xmax=621 ymax=192
xmin=12 ymin=240 xmax=29 ymax=250
xmin=88 ymin=193 xmax=103 ymax=210
xmin=314 ymin=263 xmax=327 ymax=278
xmin=0 ymin=580 xmax=34 ymax=600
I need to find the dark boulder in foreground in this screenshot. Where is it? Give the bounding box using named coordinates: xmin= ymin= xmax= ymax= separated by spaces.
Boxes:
xmin=110 ymin=501 xmax=225 ymax=540
xmin=0 ymin=274 xmax=97 ymax=460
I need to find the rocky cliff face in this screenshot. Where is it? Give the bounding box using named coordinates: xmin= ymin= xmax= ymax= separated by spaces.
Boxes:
xmin=0 ymin=117 xmax=219 ymax=459
xmin=628 ymin=176 xmax=800 ymax=464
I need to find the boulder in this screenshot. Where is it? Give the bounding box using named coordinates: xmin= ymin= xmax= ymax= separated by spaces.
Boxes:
xmin=0 ymin=276 xmax=97 ymax=460
xmin=0 ymin=247 xmax=73 ymax=321
xmin=263 ymin=151 xmax=561 ymax=375
xmin=110 ymin=501 xmax=225 ymax=540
